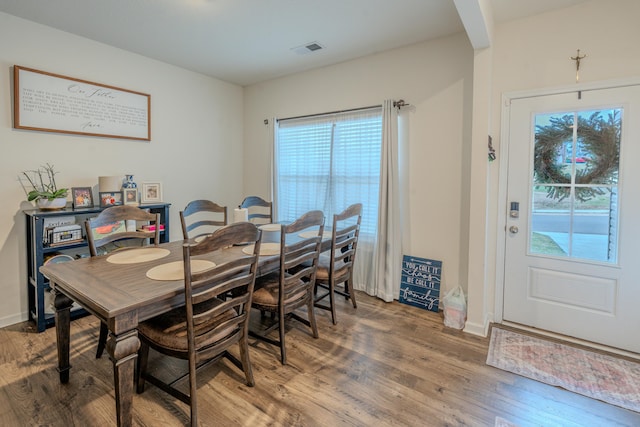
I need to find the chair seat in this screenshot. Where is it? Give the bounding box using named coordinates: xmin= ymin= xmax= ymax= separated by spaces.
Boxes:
xmin=315 ymin=253 xmax=348 ymax=281
xmin=138 ymin=298 xmax=237 ymax=352
xmin=253 ymin=272 xmax=307 ymax=308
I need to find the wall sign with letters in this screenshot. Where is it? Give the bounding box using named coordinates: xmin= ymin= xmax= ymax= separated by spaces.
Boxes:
xmin=13 ymin=65 xmax=151 ymax=141
xmin=399 ymin=255 xmax=442 ymax=312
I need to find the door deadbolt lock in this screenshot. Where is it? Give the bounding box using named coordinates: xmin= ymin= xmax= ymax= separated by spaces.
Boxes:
xmin=510 ymin=202 xmax=519 ymax=218
xmin=509 ymin=225 xmax=519 ymax=234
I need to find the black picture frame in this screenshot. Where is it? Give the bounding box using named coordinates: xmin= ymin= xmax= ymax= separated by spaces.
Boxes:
xmin=99 ymin=191 xmax=123 ymax=208
xmin=71 ymin=187 xmax=94 ymax=209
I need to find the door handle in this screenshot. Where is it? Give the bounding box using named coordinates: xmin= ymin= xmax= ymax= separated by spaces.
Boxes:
xmin=509 ymin=226 xmax=519 ymax=234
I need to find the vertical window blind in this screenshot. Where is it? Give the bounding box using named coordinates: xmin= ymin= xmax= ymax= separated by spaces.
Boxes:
xmin=275 ymin=107 xmax=382 ymax=234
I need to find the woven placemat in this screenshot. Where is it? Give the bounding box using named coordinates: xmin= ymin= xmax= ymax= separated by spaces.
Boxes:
xmin=242 ymin=242 xmax=280 ymax=256
xmin=146 ymin=260 xmax=216 ymax=281
xmin=107 ymin=247 xmax=170 ymax=264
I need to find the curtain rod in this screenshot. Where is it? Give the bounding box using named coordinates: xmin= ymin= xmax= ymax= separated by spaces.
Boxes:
xmin=277 ymin=104 xmax=381 ymax=122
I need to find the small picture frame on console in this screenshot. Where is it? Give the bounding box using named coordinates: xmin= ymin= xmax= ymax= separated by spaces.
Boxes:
xmin=71 ymin=187 xmax=94 ymax=209
xmin=99 ymin=191 xmax=123 ymax=208
xmin=123 ymin=188 xmax=139 ymax=206
xmin=141 ymin=182 xmax=162 ymax=203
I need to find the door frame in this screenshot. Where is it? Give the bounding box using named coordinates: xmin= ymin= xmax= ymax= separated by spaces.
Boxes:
xmin=494 ymin=77 xmax=640 ymax=327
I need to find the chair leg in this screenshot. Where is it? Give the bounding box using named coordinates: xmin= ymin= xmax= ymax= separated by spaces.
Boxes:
xmin=279 ymin=309 xmax=287 ymax=365
xmin=346 ymin=277 xmax=357 ymax=308
xmin=136 ymin=342 xmax=149 ymax=393
xmin=308 ymin=294 xmax=319 ymax=339
xmin=96 ymin=321 xmax=108 ymax=359
xmin=328 ymin=279 xmax=337 ymax=325
xmin=239 ymin=332 xmax=255 ymax=386
xmin=188 ymin=352 xmax=198 ymax=427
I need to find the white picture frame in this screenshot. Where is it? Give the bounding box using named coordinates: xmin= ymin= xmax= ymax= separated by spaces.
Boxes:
xmin=123 ymin=188 xmax=139 ymax=205
xmin=141 ymin=182 xmax=162 ymax=203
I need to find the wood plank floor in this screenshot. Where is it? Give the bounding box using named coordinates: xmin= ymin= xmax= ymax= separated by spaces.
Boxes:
xmin=1 ymin=292 xmax=639 ymax=426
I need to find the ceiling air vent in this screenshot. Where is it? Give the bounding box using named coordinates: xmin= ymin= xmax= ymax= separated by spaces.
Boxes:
xmin=291 ymin=41 xmax=324 ymax=55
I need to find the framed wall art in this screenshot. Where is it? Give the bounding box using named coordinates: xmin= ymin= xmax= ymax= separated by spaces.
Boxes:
xmin=99 ymin=191 xmax=123 ymax=208
xmin=13 ymin=65 xmax=151 ymax=141
xmin=141 ymin=182 xmax=162 ymax=203
xmin=123 ymin=188 xmax=139 ymax=206
xmin=71 ymin=187 xmax=94 ymax=209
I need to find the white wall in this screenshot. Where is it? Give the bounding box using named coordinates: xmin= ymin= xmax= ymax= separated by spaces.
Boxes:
xmin=244 ymin=33 xmax=474 ymax=297
xmin=482 ymin=0 xmax=640 ymax=326
xmin=0 ymin=12 xmax=244 ymax=327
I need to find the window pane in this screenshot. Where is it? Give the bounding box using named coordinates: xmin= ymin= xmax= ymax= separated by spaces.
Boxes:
xmin=275 ymin=108 xmax=382 ymax=235
xmin=575 ymin=110 xmax=620 ymax=186
xmin=530 ymin=107 xmax=621 ymax=264
xmin=531 ymin=186 xmax=571 ymax=257
xmin=572 ymin=187 xmax=617 ymax=262
xmin=533 ymin=113 xmax=572 ymax=185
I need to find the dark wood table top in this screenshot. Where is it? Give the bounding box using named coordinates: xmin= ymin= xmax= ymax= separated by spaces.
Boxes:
xmin=40 ymin=240 xmax=281 ymax=329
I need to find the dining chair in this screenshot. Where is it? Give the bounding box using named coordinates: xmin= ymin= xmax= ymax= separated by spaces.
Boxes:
xmin=84 ymin=205 xmax=161 ymax=358
xmin=240 ymin=196 xmax=273 ymax=225
xmin=136 ymin=222 xmax=261 ymax=427
xmin=250 ymin=209 xmax=324 ymax=364
xmin=180 ymin=199 xmax=228 ymax=240
xmin=314 ymin=203 xmax=362 ymax=324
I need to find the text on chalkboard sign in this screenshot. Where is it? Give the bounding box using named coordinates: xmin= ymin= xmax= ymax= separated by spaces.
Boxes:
xmin=399 ymin=255 xmax=442 ymax=312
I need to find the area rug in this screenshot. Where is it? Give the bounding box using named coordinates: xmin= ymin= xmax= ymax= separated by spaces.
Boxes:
xmin=494 ymin=416 xmax=518 ymax=427
xmin=486 ymin=327 xmax=640 ymax=413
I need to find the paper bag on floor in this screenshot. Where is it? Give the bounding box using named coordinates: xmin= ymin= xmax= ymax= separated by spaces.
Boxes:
xmin=442 ymin=286 xmax=466 ymax=329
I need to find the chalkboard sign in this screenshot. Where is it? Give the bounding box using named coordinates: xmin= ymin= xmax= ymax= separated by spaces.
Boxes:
xmin=399 ymin=255 xmax=442 ymax=312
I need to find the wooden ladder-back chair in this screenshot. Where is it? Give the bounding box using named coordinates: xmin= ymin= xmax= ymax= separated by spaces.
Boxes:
xmin=84 ymin=205 xmax=161 ymax=358
xmin=240 ymin=196 xmax=273 ymax=225
xmin=250 ymin=210 xmax=324 ymax=364
xmin=180 ymin=199 xmax=228 ymax=240
xmin=314 ymin=203 xmax=362 ymax=324
xmin=136 ymin=222 xmax=262 ymax=427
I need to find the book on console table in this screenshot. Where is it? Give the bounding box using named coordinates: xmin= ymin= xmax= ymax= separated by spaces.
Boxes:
xmin=139 ymin=224 xmax=165 ymax=231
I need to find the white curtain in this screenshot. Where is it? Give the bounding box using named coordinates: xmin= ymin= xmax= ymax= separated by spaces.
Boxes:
xmin=272 ymin=103 xmax=407 ymax=303
xmin=365 ymin=100 xmax=405 ymax=302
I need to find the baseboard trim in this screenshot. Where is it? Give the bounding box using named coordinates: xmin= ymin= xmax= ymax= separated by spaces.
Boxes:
xmin=0 ymin=311 xmax=29 ymax=329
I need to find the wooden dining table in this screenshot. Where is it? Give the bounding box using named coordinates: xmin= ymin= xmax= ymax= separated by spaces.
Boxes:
xmin=40 ymin=232 xmax=330 ymax=427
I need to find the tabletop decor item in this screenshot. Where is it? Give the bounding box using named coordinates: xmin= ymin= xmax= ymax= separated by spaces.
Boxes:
xmin=141 ymin=182 xmax=162 ymax=203
xmin=122 ymin=174 xmax=139 ymax=205
xmin=71 ymin=187 xmax=94 ymax=209
xmin=123 ymin=174 xmax=137 ymax=189
xmin=19 ymin=163 xmax=68 ymax=210
xmin=99 ymin=191 xmax=123 ymax=208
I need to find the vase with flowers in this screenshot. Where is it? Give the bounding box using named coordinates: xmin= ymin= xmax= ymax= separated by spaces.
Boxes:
xmin=19 ymin=163 xmax=69 ymax=210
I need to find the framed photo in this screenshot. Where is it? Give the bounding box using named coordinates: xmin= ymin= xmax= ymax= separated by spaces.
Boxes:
xmin=123 ymin=188 xmax=139 ymax=205
xmin=99 ymin=191 xmax=123 ymax=208
xmin=71 ymin=187 xmax=94 ymax=209
xmin=141 ymin=182 xmax=162 ymax=203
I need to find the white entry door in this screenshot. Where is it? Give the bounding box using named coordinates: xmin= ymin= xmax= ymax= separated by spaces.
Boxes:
xmin=503 ymin=83 xmax=640 ymax=353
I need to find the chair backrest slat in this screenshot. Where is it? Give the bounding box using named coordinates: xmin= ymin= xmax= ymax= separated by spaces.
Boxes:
xmin=240 ymin=196 xmax=273 ymax=225
xmin=180 ymin=200 xmax=228 ymax=240
xmin=278 ymin=210 xmax=324 ymax=306
xmin=85 ymin=205 xmax=161 ymax=255
xmin=182 ymin=222 xmax=261 ymax=357
xmin=329 ymin=203 xmax=362 ymax=278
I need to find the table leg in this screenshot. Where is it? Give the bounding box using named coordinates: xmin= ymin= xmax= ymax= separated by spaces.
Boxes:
xmin=106 ymin=329 xmax=140 ymax=427
xmin=53 ymin=290 xmax=73 ymax=384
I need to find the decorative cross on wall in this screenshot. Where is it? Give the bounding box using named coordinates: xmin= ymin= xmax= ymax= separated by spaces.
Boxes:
xmin=570 ymin=49 xmax=587 ymax=83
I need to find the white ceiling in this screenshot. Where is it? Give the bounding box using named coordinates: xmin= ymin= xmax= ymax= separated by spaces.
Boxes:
xmin=0 ymin=0 xmax=588 ymax=86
